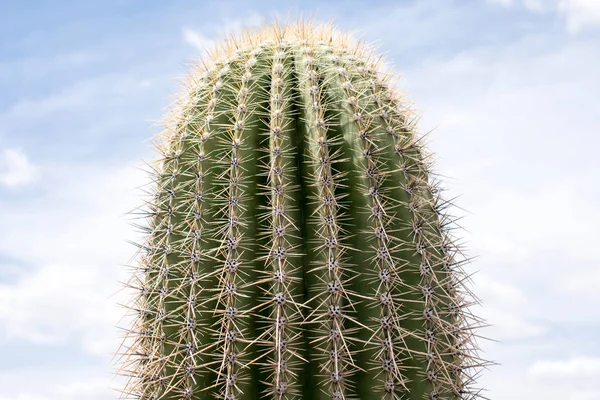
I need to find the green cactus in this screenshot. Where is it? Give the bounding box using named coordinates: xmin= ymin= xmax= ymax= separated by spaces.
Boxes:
xmin=117 ymin=21 xmax=485 ymax=400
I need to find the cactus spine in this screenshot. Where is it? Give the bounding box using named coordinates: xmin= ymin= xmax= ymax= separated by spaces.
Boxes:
xmin=118 ymin=21 xmax=485 ymax=400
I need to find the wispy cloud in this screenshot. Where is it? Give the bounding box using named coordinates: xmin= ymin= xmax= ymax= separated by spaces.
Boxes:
xmin=560 ymin=0 xmax=600 ymax=32
xmin=0 ymin=148 xmax=38 ymax=188
xmin=489 ymin=0 xmax=600 ymax=32
xmin=182 ymin=27 xmax=215 ymax=51
xmin=182 ymin=12 xmax=265 ymax=55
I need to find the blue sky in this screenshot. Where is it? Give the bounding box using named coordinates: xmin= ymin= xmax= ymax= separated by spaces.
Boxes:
xmin=0 ymin=0 xmax=599 ymax=399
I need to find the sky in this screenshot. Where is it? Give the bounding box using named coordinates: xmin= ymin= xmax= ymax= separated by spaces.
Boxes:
xmin=0 ymin=0 xmax=599 ymax=399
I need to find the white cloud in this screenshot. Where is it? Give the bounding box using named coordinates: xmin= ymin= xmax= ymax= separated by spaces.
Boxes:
xmin=469 ymin=184 xmax=600 ymax=266
xmin=0 ymin=263 xmax=122 ymax=353
xmin=0 ymin=164 xmax=145 ymax=266
xmin=182 ymin=13 xmax=264 ymax=53
xmin=559 ymin=0 xmax=600 ymax=32
xmin=481 ymin=362 xmax=600 ymax=400
xmin=528 ymin=356 xmax=600 ymax=378
xmin=182 ymin=27 xmax=214 ymax=52
xmin=475 ymin=275 xmax=547 ymax=340
xmin=0 ymin=148 xmax=38 ymax=188
xmin=0 ymin=367 xmax=120 ymax=400
xmin=560 ymin=267 xmax=600 ymax=298
xmin=489 ymin=0 xmax=600 ymax=31
xmin=490 ymin=0 xmax=515 ymax=6
xmin=522 ymin=357 xmax=600 ymax=399
xmin=54 ymin=378 xmax=111 ymax=396
xmin=0 ymin=163 xmax=146 ymax=355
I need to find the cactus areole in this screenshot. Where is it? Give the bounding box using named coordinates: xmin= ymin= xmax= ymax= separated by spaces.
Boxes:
xmin=118 ymin=21 xmax=485 ymax=400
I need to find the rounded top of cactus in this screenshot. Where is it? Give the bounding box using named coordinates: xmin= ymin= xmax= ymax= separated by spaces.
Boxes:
xmin=160 ymin=19 xmax=418 ymax=155
xmin=192 ymin=20 xmax=387 ymax=71
xmin=171 ymin=21 xmax=406 ymax=105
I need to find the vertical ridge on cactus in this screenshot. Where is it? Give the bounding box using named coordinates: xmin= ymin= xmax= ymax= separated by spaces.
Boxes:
xmin=116 ymin=19 xmax=487 ymax=400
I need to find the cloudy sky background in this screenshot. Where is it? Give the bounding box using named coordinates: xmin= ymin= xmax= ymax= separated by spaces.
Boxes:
xmin=0 ymin=0 xmax=599 ymax=399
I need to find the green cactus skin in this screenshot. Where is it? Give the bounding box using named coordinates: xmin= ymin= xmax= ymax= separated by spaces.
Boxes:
xmin=117 ymin=21 xmax=485 ymax=400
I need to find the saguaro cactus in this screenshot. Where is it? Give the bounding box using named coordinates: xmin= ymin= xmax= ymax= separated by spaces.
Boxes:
xmin=117 ymin=20 xmax=485 ymax=400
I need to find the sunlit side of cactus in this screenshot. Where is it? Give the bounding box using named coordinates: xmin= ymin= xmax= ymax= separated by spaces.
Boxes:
xmin=117 ymin=20 xmax=486 ymax=400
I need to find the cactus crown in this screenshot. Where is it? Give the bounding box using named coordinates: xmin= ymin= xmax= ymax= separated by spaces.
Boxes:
xmin=117 ymin=20 xmax=486 ymax=400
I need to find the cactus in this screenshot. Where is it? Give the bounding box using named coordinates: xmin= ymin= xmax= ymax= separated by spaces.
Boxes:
xmin=117 ymin=20 xmax=486 ymax=400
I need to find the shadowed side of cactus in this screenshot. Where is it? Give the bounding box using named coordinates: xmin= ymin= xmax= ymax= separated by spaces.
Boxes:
xmin=116 ymin=20 xmax=487 ymax=400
